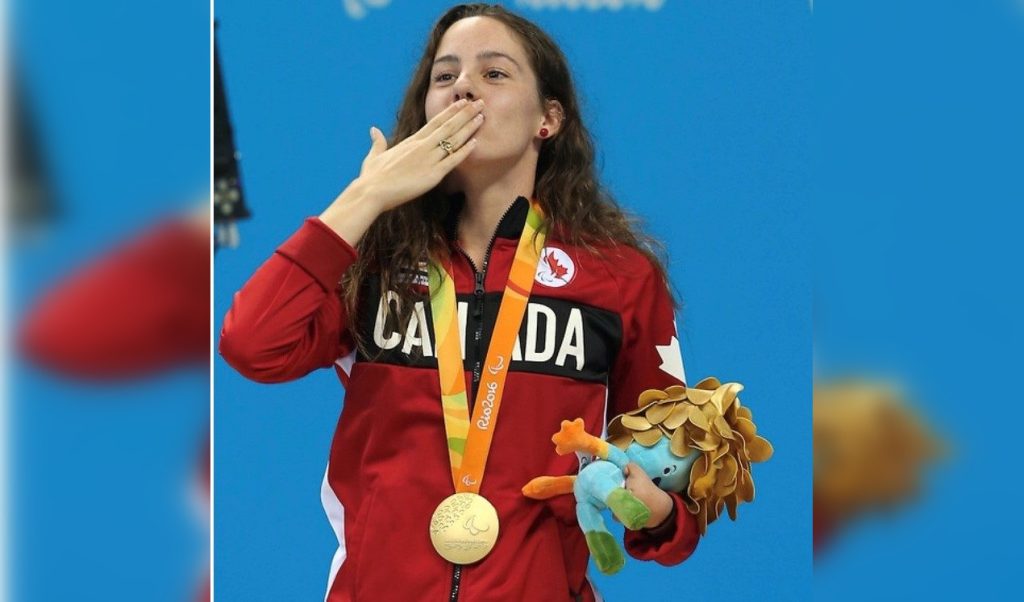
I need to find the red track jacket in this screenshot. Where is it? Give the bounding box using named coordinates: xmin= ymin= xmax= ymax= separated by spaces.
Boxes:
xmin=220 ymin=196 xmax=699 ymax=601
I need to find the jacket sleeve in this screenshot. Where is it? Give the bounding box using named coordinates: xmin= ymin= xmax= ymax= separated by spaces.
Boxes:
xmin=18 ymin=219 xmax=210 ymax=379
xmin=606 ymin=247 xmax=699 ymax=564
xmin=606 ymin=247 xmax=687 ymax=419
xmin=623 ymin=491 xmax=700 ymax=565
xmin=219 ymin=217 xmax=358 ymax=384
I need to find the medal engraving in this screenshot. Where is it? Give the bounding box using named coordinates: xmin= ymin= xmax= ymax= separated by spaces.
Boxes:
xmin=429 ymin=492 xmax=500 ymax=565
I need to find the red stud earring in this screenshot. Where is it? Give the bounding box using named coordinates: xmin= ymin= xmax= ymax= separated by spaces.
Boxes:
xmin=539 ymin=128 xmax=549 ymax=138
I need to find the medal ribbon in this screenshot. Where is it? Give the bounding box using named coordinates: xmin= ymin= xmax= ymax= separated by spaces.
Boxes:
xmin=428 ymin=200 xmax=546 ymax=494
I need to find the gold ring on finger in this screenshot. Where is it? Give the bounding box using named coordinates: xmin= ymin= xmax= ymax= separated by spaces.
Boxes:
xmin=439 ymin=138 xmax=455 ymax=156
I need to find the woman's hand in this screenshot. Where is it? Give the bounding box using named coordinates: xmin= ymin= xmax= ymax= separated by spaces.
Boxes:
xmin=356 ymin=98 xmax=485 ymax=212
xmin=319 ymin=99 xmax=485 ymax=245
xmin=622 ymin=463 xmax=675 ymax=529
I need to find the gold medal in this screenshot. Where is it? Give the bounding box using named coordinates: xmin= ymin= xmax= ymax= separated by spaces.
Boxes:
xmin=429 ymin=492 xmax=500 ymax=565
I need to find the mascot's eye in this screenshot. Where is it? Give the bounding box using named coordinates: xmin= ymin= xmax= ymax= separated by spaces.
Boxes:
xmin=663 ymin=467 xmax=672 ymax=475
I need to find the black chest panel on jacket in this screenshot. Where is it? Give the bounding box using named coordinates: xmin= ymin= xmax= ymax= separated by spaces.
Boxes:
xmin=354 ymin=276 xmax=623 ymax=384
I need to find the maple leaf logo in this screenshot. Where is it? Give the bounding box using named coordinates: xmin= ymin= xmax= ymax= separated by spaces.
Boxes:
xmin=544 ymin=251 xmax=570 ymax=280
xmin=656 ymin=319 xmax=686 ymax=382
xmin=535 ymin=247 xmax=576 ymax=288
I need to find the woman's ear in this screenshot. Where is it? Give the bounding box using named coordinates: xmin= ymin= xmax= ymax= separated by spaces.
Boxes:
xmin=540 ymin=99 xmax=565 ymax=139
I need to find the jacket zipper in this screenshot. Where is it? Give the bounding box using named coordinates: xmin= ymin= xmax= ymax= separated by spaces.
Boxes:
xmin=453 ymin=199 xmax=518 ymax=407
xmin=449 ymin=565 xmax=463 ymax=602
xmin=447 ymin=199 xmax=519 ymax=602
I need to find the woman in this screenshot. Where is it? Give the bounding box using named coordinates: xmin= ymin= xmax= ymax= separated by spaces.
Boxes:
xmin=220 ymin=4 xmax=698 ymax=600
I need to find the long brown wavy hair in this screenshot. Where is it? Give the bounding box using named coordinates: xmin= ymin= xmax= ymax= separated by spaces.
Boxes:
xmin=342 ymin=3 xmax=679 ymax=357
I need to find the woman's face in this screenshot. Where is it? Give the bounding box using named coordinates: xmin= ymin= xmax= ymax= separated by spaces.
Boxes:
xmin=425 ymin=16 xmax=546 ymax=167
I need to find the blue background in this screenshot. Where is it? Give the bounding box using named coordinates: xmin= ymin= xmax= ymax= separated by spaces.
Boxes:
xmin=214 ymin=1 xmax=811 ymax=600
xmin=812 ymin=0 xmax=1024 ymax=600
xmin=9 ymin=1 xmax=210 ymax=601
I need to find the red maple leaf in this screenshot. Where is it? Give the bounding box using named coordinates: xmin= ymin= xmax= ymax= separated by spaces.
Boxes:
xmin=544 ymin=251 xmax=570 ymax=280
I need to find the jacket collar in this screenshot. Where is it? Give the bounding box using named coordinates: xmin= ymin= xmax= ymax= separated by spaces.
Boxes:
xmin=443 ymin=193 xmax=531 ymax=244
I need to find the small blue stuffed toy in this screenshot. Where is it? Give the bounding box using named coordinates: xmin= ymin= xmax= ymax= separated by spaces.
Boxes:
xmin=523 ymin=378 xmax=773 ymax=574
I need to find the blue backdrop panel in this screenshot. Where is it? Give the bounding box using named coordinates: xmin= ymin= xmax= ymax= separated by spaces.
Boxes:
xmin=10 ymin=1 xmax=211 ymax=601
xmin=813 ymin=0 xmax=1024 ymax=600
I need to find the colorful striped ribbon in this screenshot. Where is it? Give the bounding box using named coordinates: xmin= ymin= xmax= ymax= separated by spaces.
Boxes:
xmin=428 ymin=200 xmax=546 ymax=493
